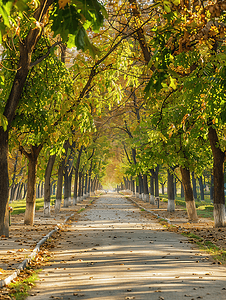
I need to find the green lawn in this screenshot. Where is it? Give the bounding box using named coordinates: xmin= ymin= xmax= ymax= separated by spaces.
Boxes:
xmin=10 ymin=196 xmax=56 ymax=215
xmin=160 ymin=194 xmax=214 ymax=219
xmin=10 ymin=198 xmax=44 ymax=215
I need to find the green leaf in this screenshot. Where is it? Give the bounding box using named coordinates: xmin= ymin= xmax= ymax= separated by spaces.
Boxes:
xmin=0 ymin=114 xmax=8 ymax=131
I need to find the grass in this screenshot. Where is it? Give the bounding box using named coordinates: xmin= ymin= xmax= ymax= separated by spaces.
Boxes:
xmin=78 ymin=207 xmax=85 ymax=213
xmin=8 ymin=269 xmax=40 ymax=300
xmin=10 ymin=195 xmax=57 ymax=215
xmin=196 ymin=205 xmax=214 ymax=219
xmin=181 ymin=231 xmax=226 ymax=263
xmin=10 ymin=198 xmax=45 ymax=215
xmin=160 ymin=194 xmax=214 ymax=219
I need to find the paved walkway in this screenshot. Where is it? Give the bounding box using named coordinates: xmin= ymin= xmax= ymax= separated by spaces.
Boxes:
xmin=27 ymin=194 xmax=226 ymax=300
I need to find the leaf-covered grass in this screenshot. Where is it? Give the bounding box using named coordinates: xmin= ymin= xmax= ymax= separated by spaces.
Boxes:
xmin=181 ymin=231 xmax=226 ymax=264
xmin=9 ymin=269 xmax=40 ymax=300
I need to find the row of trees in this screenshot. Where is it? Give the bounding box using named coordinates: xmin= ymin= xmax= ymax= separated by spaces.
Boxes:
xmin=118 ymin=168 xmax=216 ymax=205
xmin=0 ymin=0 xmax=226 ymax=236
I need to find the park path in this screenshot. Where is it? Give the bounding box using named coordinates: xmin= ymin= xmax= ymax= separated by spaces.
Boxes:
xmin=27 ymin=194 xmax=226 ymax=300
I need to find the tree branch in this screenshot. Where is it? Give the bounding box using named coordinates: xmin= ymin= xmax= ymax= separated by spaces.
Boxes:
xmin=29 ymin=41 xmax=62 ymax=69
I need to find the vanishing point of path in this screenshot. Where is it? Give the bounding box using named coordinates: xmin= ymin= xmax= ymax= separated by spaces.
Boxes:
xmin=27 ymin=194 xmax=226 ymax=300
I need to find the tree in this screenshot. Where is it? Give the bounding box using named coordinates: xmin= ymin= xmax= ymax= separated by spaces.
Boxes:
xmin=0 ymin=0 xmax=107 ymax=235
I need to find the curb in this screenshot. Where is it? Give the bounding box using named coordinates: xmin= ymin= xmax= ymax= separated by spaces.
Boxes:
xmin=125 ymin=195 xmax=172 ymax=225
xmin=0 ymin=226 xmax=58 ymax=288
xmin=0 ymin=197 xmax=96 ymax=288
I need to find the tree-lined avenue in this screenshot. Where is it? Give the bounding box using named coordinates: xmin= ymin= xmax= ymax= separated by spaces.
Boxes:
xmin=26 ymin=193 xmax=226 ymax=300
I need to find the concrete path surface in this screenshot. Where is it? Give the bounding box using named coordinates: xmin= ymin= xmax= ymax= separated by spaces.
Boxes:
xmin=27 ymin=194 xmax=226 ymax=300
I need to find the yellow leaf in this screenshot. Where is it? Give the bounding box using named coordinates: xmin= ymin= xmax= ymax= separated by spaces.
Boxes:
xmin=58 ymin=0 xmax=70 ymax=9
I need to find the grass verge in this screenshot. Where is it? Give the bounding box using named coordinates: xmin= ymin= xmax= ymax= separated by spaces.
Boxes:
xmin=181 ymin=231 xmax=226 ymax=264
xmin=8 ymin=268 xmax=41 ymax=300
xmin=78 ymin=207 xmax=85 ymax=214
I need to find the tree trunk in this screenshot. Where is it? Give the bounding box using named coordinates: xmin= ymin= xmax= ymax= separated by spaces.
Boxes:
xmin=138 ymin=174 xmax=143 ymax=199
xmin=81 ymin=172 xmax=85 ymax=198
xmin=78 ymin=171 xmax=83 ymax=200
xmin=36 ymin=181 xmax=40 ymax=199
xmin=198 ymin=176 xmax=205 ymax=201
xmin=180 ymin=166 xmax=198 ymax=222
xmin=17 ymin=182 xmax=23 ymax=200
xmin=55 ymin=142 xmax=69 ymax=212
xmin=181 ymin=182 xmax=184 ymax=198
xmin=87 ymin=160 xmax=93 ymax=197
xmin=44 ymin=154 xmax=56 ymax=217
xmin=84 ymin=172 xmax=88 ymax=198
xmin=24 ymin=145 xmax=42 ymax=225
xmin=167 ymin=170 xmax=175 ymax=212
xmin=192 ymin=172 xmax=197 ymax=200
xmin=150 ymin=174 xmax=155 ymax=204
xmin=73 ymin=146 xmax=83 ymax=204
xmin=41 ymin=181 xmax=44 ymax=198
xmin=174 ymin=178 xmax=177 ymax=197
xmin=143 ymin=174 xmax=149 ymax=202
xmin=0 ymin=129 xmax=9 ymax=236
xmin=55 ymin=161 xmax=64 ymax=213
xmin=161 ymin=183 xmax=164 ymax=195
xmin=208 ymin=126 xmax=225 ymax=227
xmin=64 ymin=170 xmax=70 ymax=207
xmin=210 ymin=174 xmax=214 ymax=201
xmin=154 ymin=165 xmax=160 ymax=197
xmin=132 ymin=179 xmax=135 ymax=195
xmin=23 ymin=183 xmax=27 ymax=199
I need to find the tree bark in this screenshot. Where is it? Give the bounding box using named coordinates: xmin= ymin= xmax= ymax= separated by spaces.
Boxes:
xmin=150 ymin=174 xmax=155 ymax=204
xmin=181 ymin=182 xmax=184 ymax=198
xmin=210 ymin=174 xmax=214 ymax=201
xmin=55 ymin=142 xmax=69 ymax=212
xmin=180 ymin=166 xmax=198 ymax=222
xmin=138 ymin=174 xmax=143 ymax=199
xmin=78 ymin=171 xmax=83 ymax=200
xmin=161 ymin=183 xmax=164 ymax=195
xmin=208 ymin=126 xmax=226 ymax=227
xmin=154 ymin=165 xmax=160 ymax=197
xmin=44 ymin=154 xmax=56 ymax=217
xmin=192 ymin=172 xmax=197 ymax=200
xmin=81 ymin=172 xmax=85 ymax=198
xmin=73 ymin=146 xmax=83 ymax=204
xmin=84 ymin=172 xmax=88 ymax=198
xmin=198 ymin=176 xmax=205 ymax=201
xmin=87 ymin=159 xmax=93 ymax=197
xmin=167 ymin=170 xmax=175 ymax=212
xmin=143 ymin=174 xmax=149 ymax=202
xmin=23 ymin=183 xmax=27 ymax=199
xmin=0 ymin=129 xmax=9 ymax=236
xmin=23 ymin=145 xmax=42 ymax=225
xmin=55 ymin=161 xmax=64 ymax=213
xmin=63 ymin=169 xmax=72 ymax=207
xmin=132 ymin=179 xmax=135 ymax=195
